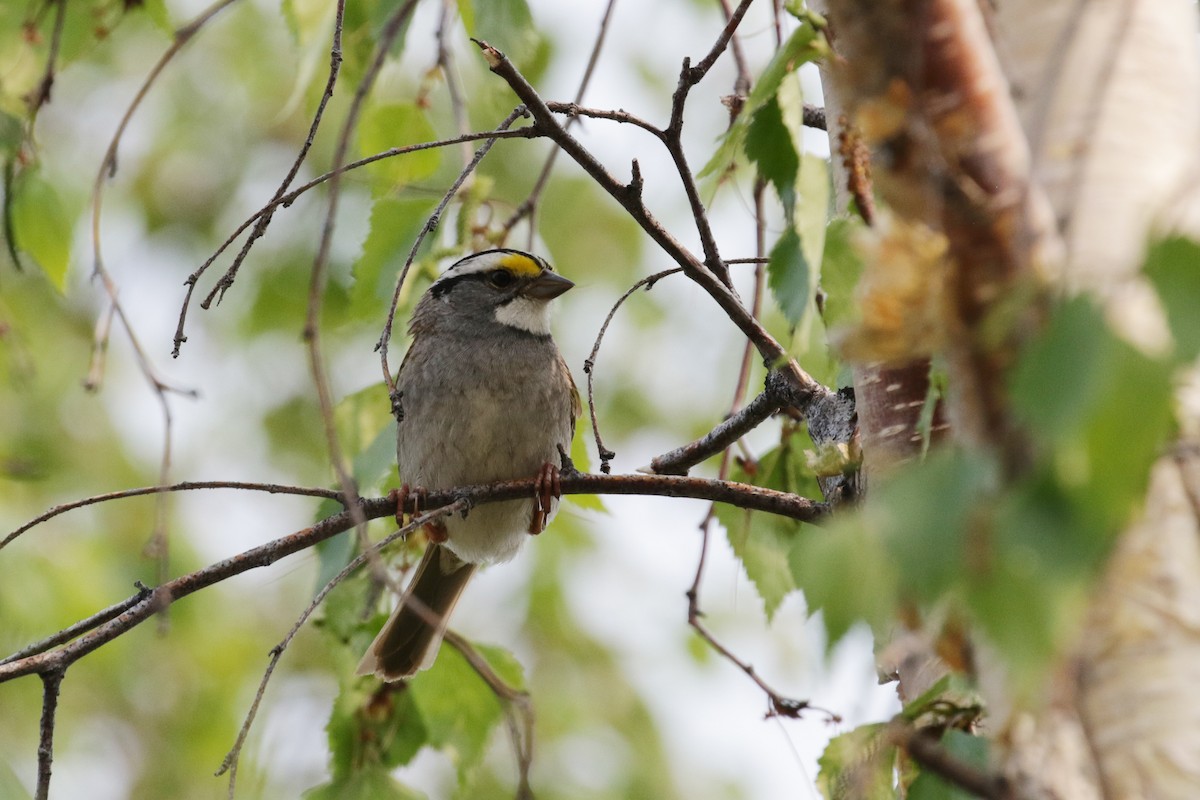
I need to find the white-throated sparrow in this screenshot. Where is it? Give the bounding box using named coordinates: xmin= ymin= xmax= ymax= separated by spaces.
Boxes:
xmin=357 ymin=249 xmax=580 ymax=681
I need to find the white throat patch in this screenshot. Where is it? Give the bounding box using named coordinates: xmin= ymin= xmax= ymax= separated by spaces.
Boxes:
xmin=494 ymin=296 xmax=552 ymax=335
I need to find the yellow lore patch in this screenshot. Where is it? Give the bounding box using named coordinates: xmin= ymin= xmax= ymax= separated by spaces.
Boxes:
xmin=497 ymin=252 xmax=543 ymax=277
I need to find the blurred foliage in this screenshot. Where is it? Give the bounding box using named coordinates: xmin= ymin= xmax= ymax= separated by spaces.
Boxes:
xmin=3 ymin=0 xmax=1197 ymax=798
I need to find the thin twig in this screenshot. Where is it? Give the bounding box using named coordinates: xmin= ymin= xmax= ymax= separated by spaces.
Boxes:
xmin=175 ymin=125 xmax=539 ymax=358
xmin=544 ymin=101 xmax=664 ymax=137
xmin=583 ymin=268 xmax=683 ymax=472
xmin=1 ymin=471 xmax=827 ymax=682
xmin=682 ymin=180 xmax=835 ymax=727
xmin=648 ymin=388 xmax=783 ymax=475
xmin=376 ymin=107 xmax=530 ymax=394
xmin=472 ymin=39 xmax=830 ymax=417
xmin=434 ymin=0 xmax=473 ymax=171
xmin=663 ymin=0 xmax=759 ymax=288
xmin=87 ymin=0 xmax=238 ymax=622
xmin=175 ymin=0 xmax=346 ymax=350
xmin=444 ymin=630 xmax=535 ymax=798
xmin=0 ymin=584 xmax=152 ymax=665
xmin=25 ymin=0 xmax=68 ymax=118
xmin=502 ymin=0 xmax=620 ymax=245
xmin=218 ymin=502 xmax=465 ymax=796
xmin=3 ymin=480 xmax=344 ymax=551
xmin=35 ymin=667 xmax=64 ymax=800
xmin=303 ymin=0 xmax=420 ymax=603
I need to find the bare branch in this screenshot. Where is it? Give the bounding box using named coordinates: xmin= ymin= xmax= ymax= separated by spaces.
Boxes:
xmin=546 ymin=101 xmax=664 ymax=138
xmin=0 ymin=471 xmax=826 ymax=683
xmin=0 ymin=585 xmax=151 ymax=665
xmin=583 ymin=267 xmax=683 ymax=472
xmin=172 ymin=0 xmax=347 ymax=357
xmin=472 ymin=39 xmax=831 ymax=419
xmin=217 ymin=502 xmax=465 ymax=796
xmin=3 ymin=480 xmax=344 ymax=551
xmin=377 ymin=107 xmax=530 ymax=394
xmin=648 ymin=388 xmax=783 ymax=475
xmin=35 ymin=668 xmax=64 ymax=800
xmin=502 ymin=0 xmax=621 ymax=244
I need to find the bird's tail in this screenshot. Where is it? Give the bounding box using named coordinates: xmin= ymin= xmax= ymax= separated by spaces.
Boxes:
xmin=356 ymin=543 xmax=476 ymax=681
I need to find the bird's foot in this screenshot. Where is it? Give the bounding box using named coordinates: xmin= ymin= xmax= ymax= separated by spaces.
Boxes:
xmin=392 ymin=484 xmax=447 ymax=543
xmin=529 ymin=461 xmax=562 ymax=535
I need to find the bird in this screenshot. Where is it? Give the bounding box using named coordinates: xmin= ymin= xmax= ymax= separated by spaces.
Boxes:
xmin=357 ymin=248 xmax=580 ymax=681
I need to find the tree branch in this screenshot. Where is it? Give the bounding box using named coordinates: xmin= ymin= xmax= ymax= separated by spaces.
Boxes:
xmin=0 ymin=472 xmax=826 ymax=683
xmin=471 ymin=38 xmax=831 ymax=416
xmin=648 ymin=388 xmax=783 ymax=475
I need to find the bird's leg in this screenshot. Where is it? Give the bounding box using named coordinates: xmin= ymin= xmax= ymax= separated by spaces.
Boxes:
xmin=529 ymin=461 xmax=562 ymax=535
xmin=392 ymin=484 xmax=445 ymax=542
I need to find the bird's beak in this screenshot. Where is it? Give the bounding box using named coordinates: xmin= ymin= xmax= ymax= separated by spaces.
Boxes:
xmin=523 ymin=270 xmax=574 ymax=300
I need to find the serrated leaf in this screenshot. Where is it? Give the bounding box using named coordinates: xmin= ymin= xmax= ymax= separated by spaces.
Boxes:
xmin=721 ymin=507 xmax=800 ymax=620
xmin=768 ymin=227 xmax=810 ymax=326
xmin=1143 ymin=235 xmax=1200 ymax=363
xmin=789 ymin=515 xmax=895 ymax=645
xmin=817 ymin=723 xmax=894 ymax=800
xmin=358 ymin=104 xmax=440 ymax=191
xmin=746 ymin=97 xmax=798 ymax=212
xmin=698 ymin=22 xmax=822 ymax=199
xmin=819 ymin=218 xmax=865 ymax=330
xmin=715 ymin=443 xmax=818 ymax=619
xmin=796 ymin=152 xmax=829 ymax=278
xmin=10 ymin=171 xmax=72 ymax=290
xmin=1010 ymin=297 xmax=1173 ymax=527
xmin=877 ymin=449 xmax=997 ymax=604
xmin=745 ymin=23 xmax=823 ymax=117
xmin=465 ymin=0 xmax=541 ymax=69
xmin=305 ymin=767 xmax=426 ymax=800
xmin=409 ymin=643 xmax=508 ymax=782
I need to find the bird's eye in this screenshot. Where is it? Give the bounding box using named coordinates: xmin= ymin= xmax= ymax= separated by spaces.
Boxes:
xmin=487 ymin=269 xmax=517 ymax=289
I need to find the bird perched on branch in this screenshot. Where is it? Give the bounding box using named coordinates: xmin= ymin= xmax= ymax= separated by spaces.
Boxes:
xmin=357 ymin=249 xmax=580 ymax=681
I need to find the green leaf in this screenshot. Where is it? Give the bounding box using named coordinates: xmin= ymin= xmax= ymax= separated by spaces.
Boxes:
xmin=0 ymin=111 xmax=22 ymax=158
xmin=715 ymin=441 xmax=818 ymax=619
xmin=698 ymin=22 xmax=822 ymax=197
xmin=471 ymin=642 xmax=526 ymax=690
xmin=817 ymin=723 xmax=894 ymax=800
xmin=10 ymin=171 xmax=72 ymax=290
xmin=789 ymin=515 xmax=895 ymax=645
xmin=796 ymin=152 xmax=830 ymax=282
xmin=908 ymin=730 xmax=989 ymax=800
xmin=358 ymin=104 xmax=440 ymax=191
xmin=463 ymin=0 xmax=542 ymax=70
xmin=409 ymin=642 xmax=509 ymax=782
xmin=1143 ymin=235 xmax=1200 ymax=362
xmin=745 ymin=23 xmax=823 ymax=117
xmin=746 ymin=97 xmax=798 ymax=212
xmin=768 ymin=227 xmax=810 ymax=326
xmin=335 ymin=381 xmax=397 ymax=490
xmin=819 ymin=218 xmax=865 ymax=330
xmin=353 ymin=196 xmax=437 ymax=319
xmin=1010 ymin=297 xmax=1174 ymax=528
xmin=305 ymin=767 xmax=426 ymax=800
xmin=898 ymin=675 xmax=952 ymax=721
xmin=877 ymin=449 xmax=997 ymax=604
